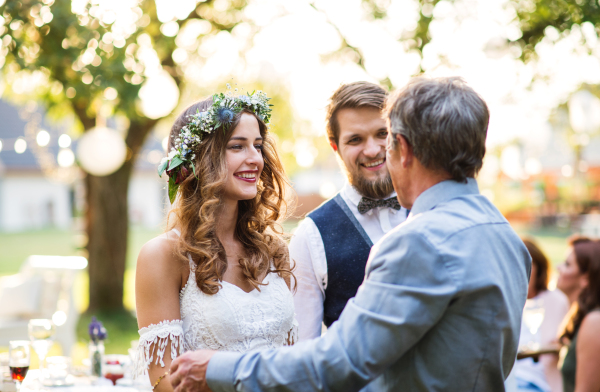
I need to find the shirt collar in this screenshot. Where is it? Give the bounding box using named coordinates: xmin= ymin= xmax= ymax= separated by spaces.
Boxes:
xmin=409 ymin=178 xmax=480 ymax=216
xmin=341 ymin=182 xmax=398 ymax=207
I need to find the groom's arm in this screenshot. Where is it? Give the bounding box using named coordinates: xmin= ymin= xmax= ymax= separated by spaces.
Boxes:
xmin=184 ymin=230 xmax=458 ymax=392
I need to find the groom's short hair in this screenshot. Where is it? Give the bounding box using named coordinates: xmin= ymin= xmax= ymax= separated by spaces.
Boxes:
xmin=326 ymin=82 xmax=387 ymax=145
xmin=385 ymin=77 xmax=489 ymax=183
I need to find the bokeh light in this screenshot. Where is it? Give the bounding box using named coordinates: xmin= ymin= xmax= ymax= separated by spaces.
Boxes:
xmin=36 ymin=130 xmax=50 ymax=147
xmin=14 ymin=138 xmax=27 ymax=154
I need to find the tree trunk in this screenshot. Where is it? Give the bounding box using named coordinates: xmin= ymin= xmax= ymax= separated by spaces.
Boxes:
xmin=85 ymin=119 xmax=157 ymax=312
xmin=85 ymin=161 xmax=133 ymax=312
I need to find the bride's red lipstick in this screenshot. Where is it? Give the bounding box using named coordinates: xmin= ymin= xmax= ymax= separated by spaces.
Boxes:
xmin=234 ymin=170 xmax=258 ymax=183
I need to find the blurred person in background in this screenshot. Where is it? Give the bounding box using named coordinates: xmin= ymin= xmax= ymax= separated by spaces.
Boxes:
xmin=557 ymin=236 xmax=600 ymax=392
xmin=513 ymin=238 xmax=569 ymax=392
xmin=134 ymin=91 xmax=297 ymax=392
xmin=291 ymin=82 xmax=409 ymax=341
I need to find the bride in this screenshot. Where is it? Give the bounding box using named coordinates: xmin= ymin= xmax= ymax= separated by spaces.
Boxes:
xmin=133 ymin=88 xmax=297 ymax=391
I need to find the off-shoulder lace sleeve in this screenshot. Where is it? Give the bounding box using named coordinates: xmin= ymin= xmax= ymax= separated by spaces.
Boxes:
xmin=133 ymin=319 xmax=184 ymax=377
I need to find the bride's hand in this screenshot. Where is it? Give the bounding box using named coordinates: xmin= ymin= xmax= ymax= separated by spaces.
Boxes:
xmin=170 ymin=350 xmax=217 ymax=392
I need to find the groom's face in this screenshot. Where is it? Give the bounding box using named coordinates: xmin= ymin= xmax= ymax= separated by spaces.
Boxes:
xmin=335 ymin=107 xmax=393 ymax=199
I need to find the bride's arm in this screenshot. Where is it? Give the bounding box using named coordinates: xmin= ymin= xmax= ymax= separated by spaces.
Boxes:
xmin=135 ymin=233 xmax=185 ymax=392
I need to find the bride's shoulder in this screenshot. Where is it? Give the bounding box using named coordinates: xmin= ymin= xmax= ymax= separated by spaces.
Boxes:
xmin=137 ymin=230 xmax=183 ymax=270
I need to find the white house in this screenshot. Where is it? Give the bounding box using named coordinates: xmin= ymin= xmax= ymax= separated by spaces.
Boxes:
xmin=0 ymin=99 xmax=167 ymax=232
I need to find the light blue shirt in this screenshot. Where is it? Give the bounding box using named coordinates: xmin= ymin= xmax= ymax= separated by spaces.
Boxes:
xmin=207 ymin=178 xmax=531 ymax=392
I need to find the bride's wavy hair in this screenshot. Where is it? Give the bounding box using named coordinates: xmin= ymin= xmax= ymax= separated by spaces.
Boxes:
xmin=166 ymin=97 xmax=295 ymax=294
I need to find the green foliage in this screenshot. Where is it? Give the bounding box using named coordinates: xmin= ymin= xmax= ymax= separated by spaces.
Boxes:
xmin=168 ymin=175 xmax=178 ymax=204
xmin=361 ymin=0 xmax=390 ymax=20
xmin=322 ymin=0 xmax=446 ymax=86
xmin=511 ymin=0 xmax=600 ymax=61
xmin=0 ymin=0 xmax=247 ymax=127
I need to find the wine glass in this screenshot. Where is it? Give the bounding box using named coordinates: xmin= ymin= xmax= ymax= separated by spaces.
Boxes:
xmin=9 ymin=340 xmax=30 ymax=391
xmin=28 ymin=319 xmax=56 ymax=383
xmin=523 ymin=299 xmax=545 ymax=351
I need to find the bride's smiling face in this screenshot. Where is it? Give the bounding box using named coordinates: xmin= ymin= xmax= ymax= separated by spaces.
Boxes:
xmin=223 ymin=112 xmax=264 ymax=202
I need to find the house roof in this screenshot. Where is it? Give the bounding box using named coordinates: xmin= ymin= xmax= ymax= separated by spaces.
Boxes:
xmin=0 ymin=99 xmax=63 ymax=171
xmin=0 ymin=99 xmax=164 ymax=174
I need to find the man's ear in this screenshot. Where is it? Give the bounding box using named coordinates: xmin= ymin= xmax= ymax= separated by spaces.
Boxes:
xmin=396 ymin=134 xmax=413 ymax=168
xmin=329 ymin=138 xmax=338 ymax=152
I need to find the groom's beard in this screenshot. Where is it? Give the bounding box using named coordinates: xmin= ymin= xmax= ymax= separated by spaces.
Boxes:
xmin=343 ymin=156 xmax=395 ymax=200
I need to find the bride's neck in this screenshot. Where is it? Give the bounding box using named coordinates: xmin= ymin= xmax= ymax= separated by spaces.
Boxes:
xmin=215 ymin=199 xmax=239 ymax=243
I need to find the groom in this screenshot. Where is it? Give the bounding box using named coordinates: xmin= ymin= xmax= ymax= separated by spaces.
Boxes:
xmin=292 ymin=81 xmax=409 ymax=340
xmin=170 ymin=77 xmax=531 ymax=392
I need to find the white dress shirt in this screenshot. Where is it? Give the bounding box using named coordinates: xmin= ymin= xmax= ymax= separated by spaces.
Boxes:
xmin=290 ymin=183 xmax=408 ymax=340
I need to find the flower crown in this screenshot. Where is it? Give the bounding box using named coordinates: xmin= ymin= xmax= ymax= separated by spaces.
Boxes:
xmin=158 ymin=86 xmax=272 ymax=203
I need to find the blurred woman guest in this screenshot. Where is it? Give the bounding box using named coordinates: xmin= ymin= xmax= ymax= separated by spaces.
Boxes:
xmin=557 ymin=236 xmax=600 ymax=392
xmin=513 ymin=238 xmax=570 ymax=392
xmin=133 ymin=88 xmax=297 ymax=391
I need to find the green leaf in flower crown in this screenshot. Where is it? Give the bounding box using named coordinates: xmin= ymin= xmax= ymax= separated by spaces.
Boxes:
xmin=192 ymin=163 xmax=197 ymax=179
xmin=168 ymin=156 xmax=183 ymax=171
xmin=168 ymin=176 xmax=179 ymax=204
xmin=158 ymin=159 xmax=169 ymax=177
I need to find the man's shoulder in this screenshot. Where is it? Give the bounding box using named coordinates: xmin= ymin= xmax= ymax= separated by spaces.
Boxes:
xmin=387 ymin=193 xmax=510 ymax=245
xmin=307 ymin=193 xmax=343 ymax=221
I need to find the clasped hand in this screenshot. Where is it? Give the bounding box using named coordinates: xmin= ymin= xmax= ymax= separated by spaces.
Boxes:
xmin=170 ymin=350 xmax=217 ymax=392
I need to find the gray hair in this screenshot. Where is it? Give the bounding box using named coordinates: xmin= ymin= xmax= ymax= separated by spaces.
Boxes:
xmin=385 ymin=77 xmax=489 ymax=182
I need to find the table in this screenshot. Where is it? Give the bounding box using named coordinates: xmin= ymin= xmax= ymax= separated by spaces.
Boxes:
xmin=20 ymin=370 xmax=150 ymax=391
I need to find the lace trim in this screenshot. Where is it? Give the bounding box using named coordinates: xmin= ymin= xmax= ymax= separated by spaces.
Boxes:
xmin=180 ymin=278 xmax=191 ymax=300
xmin=134 ymin=319 xmax=184 ymax=377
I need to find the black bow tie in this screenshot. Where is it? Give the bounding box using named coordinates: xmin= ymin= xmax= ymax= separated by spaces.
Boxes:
xmin=357 ymin=196 xmax=401 ymax=214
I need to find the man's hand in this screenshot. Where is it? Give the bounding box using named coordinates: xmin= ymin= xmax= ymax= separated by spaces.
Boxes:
xmin=170 ymin=350 xmax=217 ymax=392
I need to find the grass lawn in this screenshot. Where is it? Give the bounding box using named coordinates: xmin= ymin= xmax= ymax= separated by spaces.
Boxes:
xmin=0 ymin=226 xmax=161 ymax=360
xmin=514 ymin=225 xmax=573 ymax=268
xmin=0 ymin=222 xmax=574 ymax=361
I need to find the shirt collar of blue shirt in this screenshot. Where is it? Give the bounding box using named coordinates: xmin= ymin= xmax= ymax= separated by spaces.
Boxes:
xmin=409 ymin=177 xmax=480 ymax=217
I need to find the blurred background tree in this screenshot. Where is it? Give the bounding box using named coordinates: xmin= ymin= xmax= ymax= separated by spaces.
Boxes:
xmin=0 ymin=0 xmax=248 ymax=313
xmin=312 ymin=0 xmax=446 ymax=89
xmin=510 ymin=0 xmax=600 ymax=61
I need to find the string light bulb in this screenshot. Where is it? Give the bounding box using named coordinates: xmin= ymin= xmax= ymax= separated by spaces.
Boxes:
xmin=14 ymin=138 xmax=27 ymax=154
xmin=36 ymin=130 xmax=50 ymax=146
xmin=58 ymin=134 xmax=72 ymax=148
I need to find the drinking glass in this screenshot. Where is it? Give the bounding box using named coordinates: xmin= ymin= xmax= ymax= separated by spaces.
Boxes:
xmin=9 ymin=340 xmax=30 ymax=391
xmin=523 ymin=299 xmax=545 ymax=351
xmin=28 ymin=319 xmax=55 ymax=383
xmin=45 ymin=356 xmax=72 ymax=386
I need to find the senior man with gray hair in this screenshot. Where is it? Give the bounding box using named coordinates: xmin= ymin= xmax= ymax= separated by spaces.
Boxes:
xmin=169 ymin=77 xmax=531 ymax=392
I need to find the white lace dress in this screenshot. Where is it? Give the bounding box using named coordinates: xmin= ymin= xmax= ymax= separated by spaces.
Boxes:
xmin=134 ymin=238 xmax=298 ymax=376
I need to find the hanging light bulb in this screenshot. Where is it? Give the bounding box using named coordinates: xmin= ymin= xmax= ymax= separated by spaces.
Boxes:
xmin=76 ymin=127 xmax=127 ymax=176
